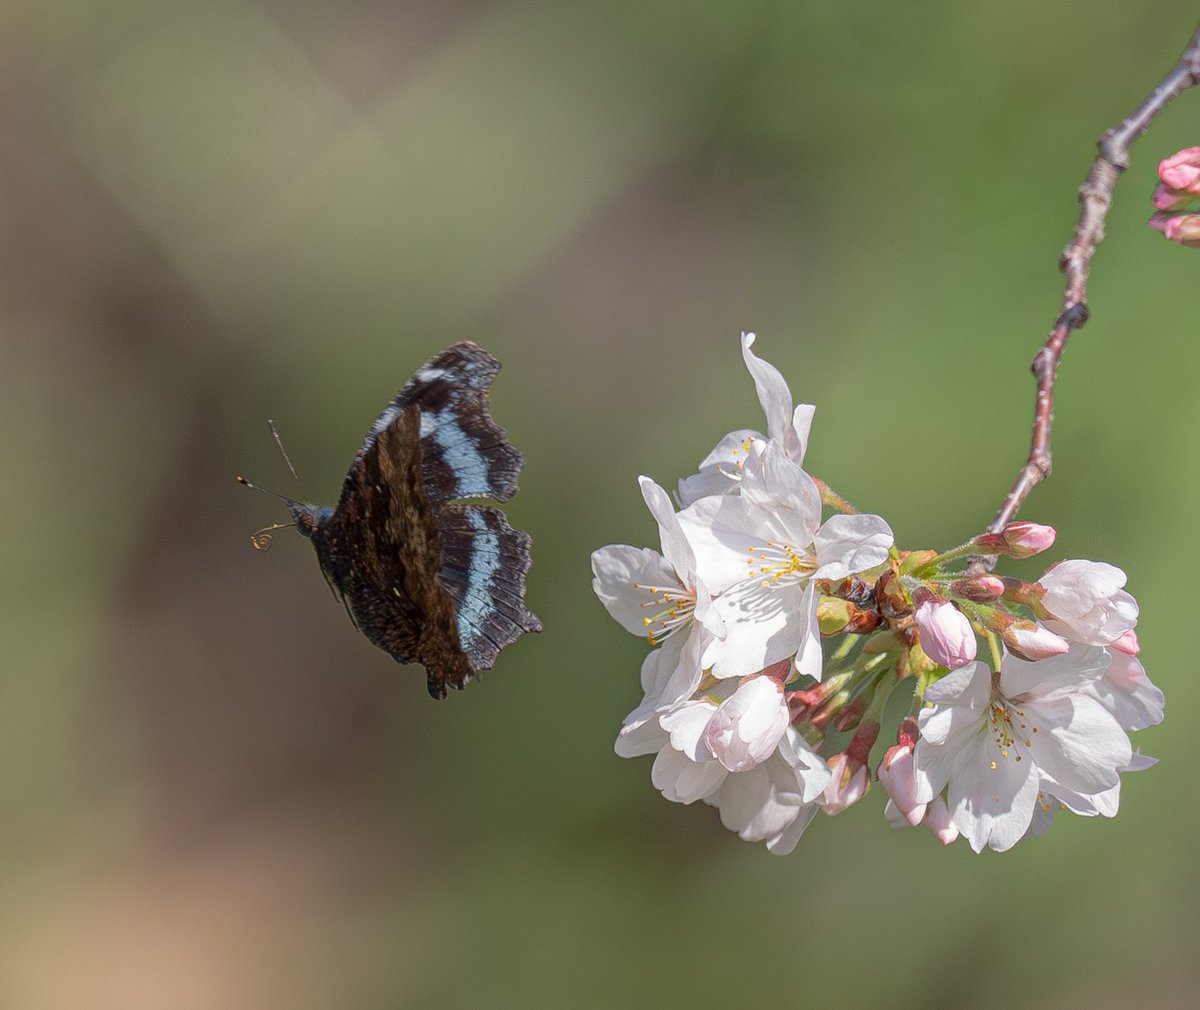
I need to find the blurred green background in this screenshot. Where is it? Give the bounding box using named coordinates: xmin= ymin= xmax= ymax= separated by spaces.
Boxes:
xmin=2 ymin=1 xmax=1196 ymax=1006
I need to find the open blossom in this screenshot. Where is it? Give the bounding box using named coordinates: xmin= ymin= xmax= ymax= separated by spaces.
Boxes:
xmin=592 ymin=477 xmax=725 ymax=754
xmin=647 ymin=692 xmax=831 ymax=853
xmin=677 ymin=332 xmax=816 ymax=506
xmin=679 ymin=441 xmax=892 ymax=681
xmin=1039 ymin=559 xmax=1138 ymax=646
xmin=707 ymin=728 xmax=831 ymax=854
xmin=913 ymin=646 xmax=1133 ymax=853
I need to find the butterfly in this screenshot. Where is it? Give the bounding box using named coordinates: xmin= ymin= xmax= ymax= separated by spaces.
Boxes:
xmin=243 ymin=342 xmax=541 ymax=698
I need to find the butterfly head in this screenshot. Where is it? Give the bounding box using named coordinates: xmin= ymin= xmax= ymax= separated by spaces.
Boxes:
xmin=287 ymin=500 xmax=334 ymax=539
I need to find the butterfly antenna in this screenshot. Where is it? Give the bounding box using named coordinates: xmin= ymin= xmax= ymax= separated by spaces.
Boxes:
xmin=248 ymin=521 xmax=296 ymax=551
xmin=236 ymin=474 xmax=298 ymax=504
xmin=268 ymin=419 xmax=302 ymax=484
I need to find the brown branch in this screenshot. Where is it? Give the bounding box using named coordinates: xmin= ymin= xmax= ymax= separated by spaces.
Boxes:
xmin=981 ymin=23 xmax=1200 ymax=551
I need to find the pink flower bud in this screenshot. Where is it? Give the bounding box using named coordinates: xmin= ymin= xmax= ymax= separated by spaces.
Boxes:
xmin=1159 ymin=147 xmax=1200 ymax=192
xmin=924 ymin=796 xmax=959 ymax=845
xmin=704 ymin=676 xmax=789 ymax=773
xmin=1153 ymin=182 xmax=1194 ymax=211
xmin=953 ymin=574 xmax=1005 ymax=602
xmin=1112 ymin=629 xmax=1140 ymax=656
xmin=1000 ymin=522 xmax=1056 ymax=557
xmin=1002 ymin=620 xmax=1070 ymax=661
xmin=878 ymin=744 xmax=926 ymax=827
xmin=972 ymin=522 xmax=1056 ymax=558
xmin=1150 ymin=212 xmax=1200 ymax=247
xmin=913 ymin=590 xmax=977 ymax=670
xmin=823 ymin=752 xmax=871 ymax=814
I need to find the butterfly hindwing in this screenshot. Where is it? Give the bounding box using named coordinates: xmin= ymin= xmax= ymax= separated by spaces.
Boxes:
xmin=435 ymin=504 xmax=542 ymax=671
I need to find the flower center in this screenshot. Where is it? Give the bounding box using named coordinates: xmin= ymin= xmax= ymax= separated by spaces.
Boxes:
xmin=985 ymin=698 xmax=1038 ymax=770
xmin=746 ymin=540 xmax=816 ymax=588
xmin=631 ymin=582 xmax=696 ymax=646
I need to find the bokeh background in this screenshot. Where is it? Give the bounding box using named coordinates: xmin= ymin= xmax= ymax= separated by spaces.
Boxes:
xmin=3 ymin=1 xmax=1197 ymax=1006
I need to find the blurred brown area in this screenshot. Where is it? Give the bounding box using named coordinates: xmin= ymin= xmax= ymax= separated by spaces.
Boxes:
xmin=2 ymin=2 xmax=1197 ymax=1008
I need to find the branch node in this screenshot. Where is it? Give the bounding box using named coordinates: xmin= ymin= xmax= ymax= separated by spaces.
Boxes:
xmin=1055 ymin=303 xmax=1090 ymax=331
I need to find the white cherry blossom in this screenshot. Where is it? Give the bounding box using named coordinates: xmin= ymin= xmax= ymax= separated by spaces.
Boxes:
xmin=912 ymin=646 xmax=1133 ymax=853
xmin=707 ymin=728 xmax=831 ymax=854
xmin=679 ymin=441 xmax=892 ymax=680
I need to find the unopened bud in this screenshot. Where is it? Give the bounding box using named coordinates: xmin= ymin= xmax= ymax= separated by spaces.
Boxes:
xmin=1150 ymin=211 xmax=1200 ymax=248
xmin=832 ymin=693 xmax=869 ymax=733
xmin=822 ymin=720 xmax=878 ymax=815
xmin=1002 ymin=619 xmax=1070 ymax=661
xmin=913 ymin=589 xmax=977 ymax=670
xmin=1153 ymin=182 xmax=1194 ymax=211
xmin=817 ymin=597 xmax=852 ymax=635
xmin=823 ymin=752 xmax=871 ymax=814
xmin=924 ymin=796 xmax=959 ymax=845
xmin=878 ymin=743 xmax=925 ymax=827
xmin=972 ymin=522 xmax=1056 ymax=559
xmin=1159 ymin=147 xmax=1200 ymax=192
xmin=953 ymin=574 xmax=1005 ymax=601
xmin=874 ymin=568 xmax=910 ymax=620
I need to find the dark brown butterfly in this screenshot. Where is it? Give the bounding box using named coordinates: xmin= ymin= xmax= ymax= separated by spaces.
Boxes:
xmin=243 ymin=342 xmax=541 ymax=698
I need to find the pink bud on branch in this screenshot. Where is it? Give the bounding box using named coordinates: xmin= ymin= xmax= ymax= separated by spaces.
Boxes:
xmin=972 ymin=522 xmax=1057 ymax=559
xmin=912 ymin=589 xmax=977 ymax=670
xmin=1001 ymin=619 xmax=1070 ymax=661
xmin=1158 ymin=146 xmax=1200 ymax=191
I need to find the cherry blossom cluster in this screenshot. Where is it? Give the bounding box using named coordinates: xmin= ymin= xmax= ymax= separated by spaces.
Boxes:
xmin=1150 ymin=147 xmax=1200 ymax=247
xmin=592 ymin=334 xmax=1163 ymax=854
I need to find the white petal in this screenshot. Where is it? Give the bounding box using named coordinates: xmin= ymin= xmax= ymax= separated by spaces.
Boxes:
xmin=948 ymin=736 xmax=1040 ymax=853
xmin=1084 ymin=652 xmax=1165 ymax=731
xmin=1040 ymin=772 xmax=1121 ymax=818
xmin=716 ymin=763 xmax=772 ymax=833
xmin=777 ymin=727 xmax=832 ymax=802
xmin=912 ymin=732 xmax=969 ymax=805
xmin=791 ymin=583 xmax=824 ymax=682
xmin=998 ymin=643 xmax=1110 ymax=699
xmin=676 ymin=495 xmax=764 ymax=594
xmin=765 ymin=804 xmax=819 ymax=855
xmin=703 ymin=579 xmax=804 ymax=679
xmin=741 ymin=332 xmax=802 ymax=459
xmin=813 ymin=513 xmax=894 ymax=580
xmin=676 ymin=429 xmax=761 ymax=507
xmin=660 ymin=700 xmax=719 ymax=762
xmin=651 ymin=746 xmax=726 ymax=804
xmin=918 ymin=663 xmax=991 ymax=746
xmin=790 ymin=404 xmax=815 ymax=465
xmin=590 ymin=544 xmax=679 ymax=636
xmin=738 ymin=442 xmax=823 ymax=539
xmin=639 ymin=476 xmax=696 ymax=580
xmin=620 ymin=631 xmax=705 ymax=736
xmin=614 ymin=716 xmax=668 ymax=758
xmin=1023 ymin=694 xmax=1131 ymax=795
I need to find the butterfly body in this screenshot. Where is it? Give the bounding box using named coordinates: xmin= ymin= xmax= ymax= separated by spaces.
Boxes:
xmin=283 ymin=342 xmax=540 ymax=699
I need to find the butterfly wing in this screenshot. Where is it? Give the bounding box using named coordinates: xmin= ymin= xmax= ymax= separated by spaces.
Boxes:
xmin=318 ymin=342 xmax=539 ymax=698
xmin=348 ymin=341 xmax=525 ymax=506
